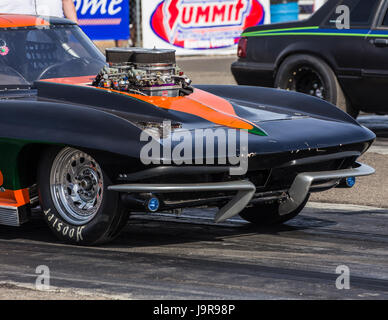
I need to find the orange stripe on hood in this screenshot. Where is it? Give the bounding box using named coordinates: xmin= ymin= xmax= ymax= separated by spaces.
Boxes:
xmin=41 ymin=76 xmax=267 ymax=135
xmin=130 ymin=89 xmax=255 ymax=131
xmin=96 ymin=87 xmax=265 ymax=133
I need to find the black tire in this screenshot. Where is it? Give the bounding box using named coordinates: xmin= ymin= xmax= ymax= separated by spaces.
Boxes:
xmin=239 ymin=194 xmax=310 ymax=226
xmin=38 ymin=146 xmax=129 ymax=245
xmin=275 ymin=54 xmax=360 ymax=118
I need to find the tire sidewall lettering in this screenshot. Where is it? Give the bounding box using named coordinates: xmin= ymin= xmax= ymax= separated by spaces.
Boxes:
xmin=38 ymin=147 xmax=125 ymax=245
xmin=43 ymin=205 xmax=85 ymax=243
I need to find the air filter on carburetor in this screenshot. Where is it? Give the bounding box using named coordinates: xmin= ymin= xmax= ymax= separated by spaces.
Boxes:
xmin=105 ymin=47 xmax=176 ymax=65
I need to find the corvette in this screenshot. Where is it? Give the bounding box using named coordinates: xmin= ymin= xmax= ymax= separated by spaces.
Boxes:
xmin=0 ymin=14 xmax=375 ymax=245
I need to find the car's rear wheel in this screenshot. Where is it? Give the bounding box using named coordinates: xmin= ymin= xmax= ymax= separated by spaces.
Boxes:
xmin=275 ymin=54 xmax=360 ymax=118
xmin=38 ymin=147 xmax=129 ymax=245
xmin=239 ymin=195 xmax=310 ymax=226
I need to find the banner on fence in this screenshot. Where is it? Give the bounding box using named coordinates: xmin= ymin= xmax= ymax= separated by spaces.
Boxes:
xmin=142 ymin=0 xmax=270 ymax=55
xmin=74 ymin=0 xmax=130 ymax=40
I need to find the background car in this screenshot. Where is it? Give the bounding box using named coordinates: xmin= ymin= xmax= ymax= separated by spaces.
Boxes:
xmin=232 ymin=0 xmax=388 ymax=118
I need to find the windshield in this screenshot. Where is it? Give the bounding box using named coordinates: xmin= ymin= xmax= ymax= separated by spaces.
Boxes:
xmin=0 ymin=25 xmax=106 ymax=87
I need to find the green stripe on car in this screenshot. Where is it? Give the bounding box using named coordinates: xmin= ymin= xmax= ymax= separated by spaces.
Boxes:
xmin=242 ymin=27 xmax=388 ymax=38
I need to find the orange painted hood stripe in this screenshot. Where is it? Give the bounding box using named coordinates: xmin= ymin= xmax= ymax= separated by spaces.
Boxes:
xmin=40 ymin=76 xmax=95 ymax=85
xmin=94 ymin=86 xmax=259 ymax=131
xmin=129 ymin=89 xmax=256 ymax=131
xmin=42 ymin=76 xmax=266 ymax=134
xmin=0 ymin=14 xmax=49 ymax=28
xmin=188 ymin=89 xmax=237 ymax=116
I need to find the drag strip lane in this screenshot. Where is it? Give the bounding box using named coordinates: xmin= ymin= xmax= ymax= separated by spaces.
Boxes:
xmin=0 ymin=203 xmax=387 ymax=299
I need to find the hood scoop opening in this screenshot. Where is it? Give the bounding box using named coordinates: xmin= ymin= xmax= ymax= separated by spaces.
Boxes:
xmin=92 ymin=48 xmax=193 ymax=97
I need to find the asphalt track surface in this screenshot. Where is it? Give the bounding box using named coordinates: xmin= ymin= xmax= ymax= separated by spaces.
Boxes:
xmin=0 ymin=56 xmax=387 ymax=300
xmin=0 ymin=203 xmax=387 ymax=299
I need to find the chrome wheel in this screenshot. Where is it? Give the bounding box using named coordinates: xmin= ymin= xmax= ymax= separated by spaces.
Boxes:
xmin=50 ymin=148 xmax=104 ymax=225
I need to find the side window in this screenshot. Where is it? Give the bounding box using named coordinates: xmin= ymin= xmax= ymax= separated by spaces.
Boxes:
xmin=350 ymin=0 xmax=379 ymax=26
xmin=381 ymin=7 xmax=388 ymax=26
xmin=325 ymin=0 xmax=380 ymax=28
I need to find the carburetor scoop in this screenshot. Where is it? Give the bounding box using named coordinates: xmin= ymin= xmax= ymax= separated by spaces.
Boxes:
xmin=93 ymin=48 xmax=193 ymax=97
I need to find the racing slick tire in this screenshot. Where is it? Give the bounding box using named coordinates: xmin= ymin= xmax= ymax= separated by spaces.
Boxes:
xmin=37 ymin=146 xmax=130 ymax=245
xmin=239 ymin=194 xmax=310 ymax=226
xmin=275 ymin=54 xmax=360 ymax=118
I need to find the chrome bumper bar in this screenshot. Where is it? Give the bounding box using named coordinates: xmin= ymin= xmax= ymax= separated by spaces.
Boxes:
xmin=108 ymin=180 xmax=256 ymax=223
xmin=108 ymin=162 xmax=374 ymax=222
xmin=279 ymin=162 xmax=375 ymax=215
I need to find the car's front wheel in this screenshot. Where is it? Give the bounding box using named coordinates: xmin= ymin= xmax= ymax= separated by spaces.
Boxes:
xmin=38 ymin=147 xmax=129 ymax=245
xmin=275 ymin=54 xmax=360 ymax=118
xmin=239 ymin=195 xmax=310 ymax=226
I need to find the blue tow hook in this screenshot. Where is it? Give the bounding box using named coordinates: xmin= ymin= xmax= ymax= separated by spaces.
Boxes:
xmin=147 ymin=197 xmax=160 ymax=212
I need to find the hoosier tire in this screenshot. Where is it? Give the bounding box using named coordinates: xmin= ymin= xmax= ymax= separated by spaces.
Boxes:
xmin=275 ymin=54 xmax=360 ymax=118
xmin=38 ymin=147 xmax=129 ymax=245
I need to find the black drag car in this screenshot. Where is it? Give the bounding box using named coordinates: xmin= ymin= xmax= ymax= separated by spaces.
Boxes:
xmin=232 ymin=0 xmax=388 ymax=118
xmin=0 ymin=14 xmax=375 ymax=245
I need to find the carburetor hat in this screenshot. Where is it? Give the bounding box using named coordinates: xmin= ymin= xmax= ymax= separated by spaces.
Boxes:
xmin=106 ymin=48 xmax=176 ymax=65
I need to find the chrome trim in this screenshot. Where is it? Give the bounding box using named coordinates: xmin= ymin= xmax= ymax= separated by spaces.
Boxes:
xmin=279 ymin=162 xmax=375 ymax=215
xmin=0 ymin=205 xmax=29 ymax=226
xmin=309 ymin=180 xmax=339 ymax=191
xmin=108 ymin=180 xmax=256 ymax=223
xmin=108 ymin=162 xmax=374 ymax=223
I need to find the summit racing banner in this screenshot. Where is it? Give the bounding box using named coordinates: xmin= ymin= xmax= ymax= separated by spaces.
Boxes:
xmin=74 ymin=0 xmax=130 ymax=40
xmin=142 ymin=0 xmax=270 ymax=55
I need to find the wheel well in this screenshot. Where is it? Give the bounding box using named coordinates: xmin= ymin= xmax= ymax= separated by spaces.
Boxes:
xmin=274 ymin=51 xmax=337 ymax=80
xmin=16 ymin=143 xmax=54 ymax=188
xmin=16 ymin=144 xmax=151 ymax=189
xmin=23 ymin=145 xmax=144 ymax=185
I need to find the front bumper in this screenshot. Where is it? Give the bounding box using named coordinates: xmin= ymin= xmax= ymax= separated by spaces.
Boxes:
xmin=108 ymin=180 xmax=256 ymax=223
xmin=108 ymin=162 xmax=374 ymax=223
xmin=278 ymin=162 xmax=374 ymax=215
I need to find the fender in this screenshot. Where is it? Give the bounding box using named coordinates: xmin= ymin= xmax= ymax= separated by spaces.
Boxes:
xmin=274 ymin=42 xmax=339 ymax=77
xmin=194 ymin=85 xmax=360 ymax=125
xmin=0 ymin=100 xmax=151 ymax=190
xmin=0 ymin=100 xmax=150 ymax=158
